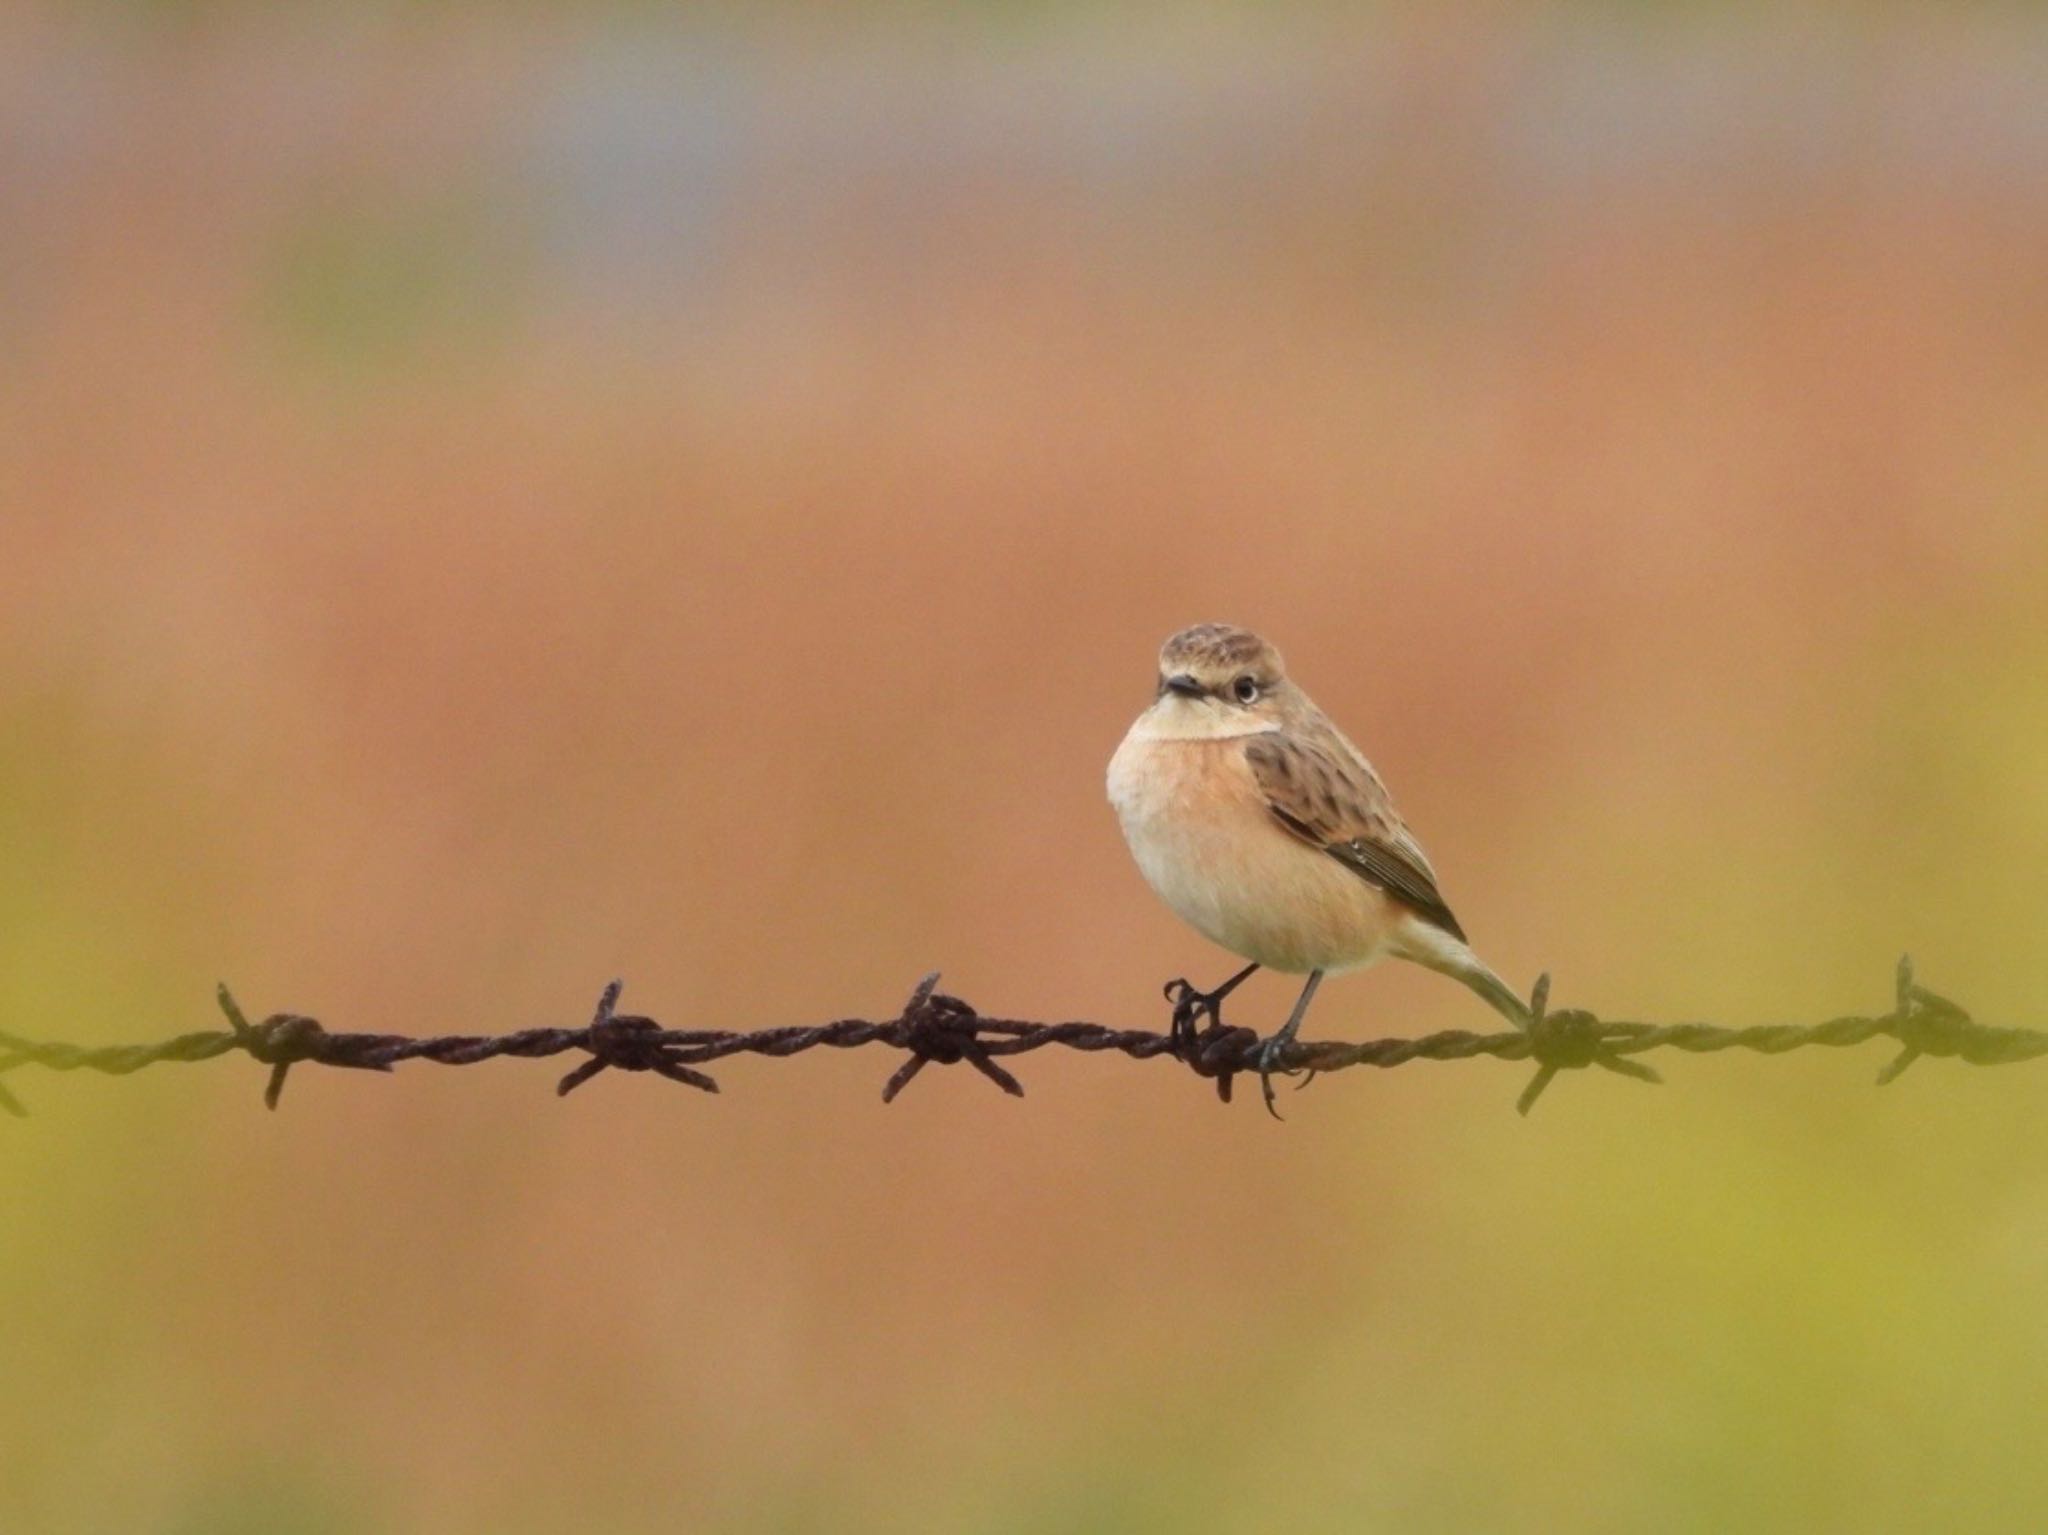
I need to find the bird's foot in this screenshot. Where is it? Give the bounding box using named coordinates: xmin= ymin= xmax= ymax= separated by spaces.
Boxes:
xmin=1255 ymin=1030 xmax=1305 ymax=1120
xmin=1162 ymin=963 xmax=1259 ymax=1056
xmin=1162 ymin=977 xmax=1216 ymax=1054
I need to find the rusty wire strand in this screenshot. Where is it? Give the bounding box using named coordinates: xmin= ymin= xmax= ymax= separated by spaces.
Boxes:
xmin=0 ymin=956 xmax=2040 ymax=1120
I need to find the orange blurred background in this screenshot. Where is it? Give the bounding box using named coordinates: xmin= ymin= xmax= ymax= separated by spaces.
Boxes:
xmin=5 ymin=5 xmax=2048 ymax=1531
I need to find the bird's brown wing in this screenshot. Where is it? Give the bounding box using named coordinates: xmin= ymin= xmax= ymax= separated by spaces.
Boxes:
xmin=1243 ymin=731 xmax=1467 ymax=942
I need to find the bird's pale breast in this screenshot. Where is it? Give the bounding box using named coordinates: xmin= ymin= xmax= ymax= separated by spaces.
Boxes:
xmin=1106 ymin=729 xmax=1399 ymax=974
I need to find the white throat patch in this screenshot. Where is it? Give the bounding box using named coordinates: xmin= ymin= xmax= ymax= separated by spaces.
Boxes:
xmin=1126 ymin=696 xmax=1282 ymax=742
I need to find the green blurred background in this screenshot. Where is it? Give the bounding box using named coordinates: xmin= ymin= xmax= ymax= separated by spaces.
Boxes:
xmin=5 ymin=3 xmax=2048 ymax=1531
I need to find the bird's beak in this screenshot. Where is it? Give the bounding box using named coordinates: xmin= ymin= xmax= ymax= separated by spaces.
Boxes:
xmin=1162 ymin=673 xmax=1204 ymax=698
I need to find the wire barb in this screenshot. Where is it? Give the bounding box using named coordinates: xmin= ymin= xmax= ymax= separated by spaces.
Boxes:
xmin=1161 ymin=967 xmax=1264 ymax=1103
xmin=217 ymin=983 xmax=376 ymax=1110
xmin=880 ymin=973 xmax=1025 ymax=1104
xmin=1875 ymin=953 xmax=2009 ymax=1085
xmin=0 ymin=960 xmax=2042 ymax=1119
xmin=557 ymin=980 xmax=721 ymax=1098
xmin=1515 ymin=972 xmax=1664 ymax=1116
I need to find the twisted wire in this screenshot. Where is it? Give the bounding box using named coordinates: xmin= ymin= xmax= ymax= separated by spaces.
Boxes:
xmin=0 ymin=956 xmax=2037 ymax=1119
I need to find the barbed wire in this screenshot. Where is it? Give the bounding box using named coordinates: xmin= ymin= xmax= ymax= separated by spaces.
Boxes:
xmin=0 ymin=956 xmax=2041 ymax=1121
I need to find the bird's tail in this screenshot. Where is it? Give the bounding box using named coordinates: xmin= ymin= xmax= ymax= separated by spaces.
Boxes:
xmin=1455 ymin=958 xmax=1531 ymax=1031
xmin=1395 ymin=922 xmax=1530 ymax=1030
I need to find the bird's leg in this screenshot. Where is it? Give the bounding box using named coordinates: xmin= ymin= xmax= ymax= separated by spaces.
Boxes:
xmin=1163 ymin=961 xmax=1260 ymax=1053
xmin=1257 ymin=969 xmax=1324 ymax=1120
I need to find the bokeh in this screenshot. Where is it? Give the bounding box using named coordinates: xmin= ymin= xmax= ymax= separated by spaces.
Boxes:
xmin=5 ymin=5 xmax=2048 ymax=1531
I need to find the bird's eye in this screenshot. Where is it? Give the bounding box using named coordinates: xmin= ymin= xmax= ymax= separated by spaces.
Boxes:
xmin=1232 ymin=676 xmax=1260 ymax=705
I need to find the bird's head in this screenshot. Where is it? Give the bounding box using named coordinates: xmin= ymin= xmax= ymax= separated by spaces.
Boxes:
xmin=1143 ymin=623 xmax=1292 ymax=737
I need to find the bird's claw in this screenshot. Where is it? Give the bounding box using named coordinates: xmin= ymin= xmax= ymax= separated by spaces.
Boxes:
xmin=1162 ymin=977 xmax=1203 ymax=1052
xmin=1164 ymin=975 xmax=1238 ymax=1054
xmin=1255 ymin=1033 xmax=1302 ymax=1120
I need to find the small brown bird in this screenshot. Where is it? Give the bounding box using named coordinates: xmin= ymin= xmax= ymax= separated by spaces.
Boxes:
xmin=1107 ymin=623 xmax=1526 ymax=1109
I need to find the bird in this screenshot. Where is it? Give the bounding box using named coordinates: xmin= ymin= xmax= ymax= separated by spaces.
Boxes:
xmin=1106 ymin=622 xmax=1527 ymax=1112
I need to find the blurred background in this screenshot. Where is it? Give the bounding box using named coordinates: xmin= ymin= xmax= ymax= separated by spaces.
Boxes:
xmin=4 ymin=3 xmax=2048 ymax=1530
